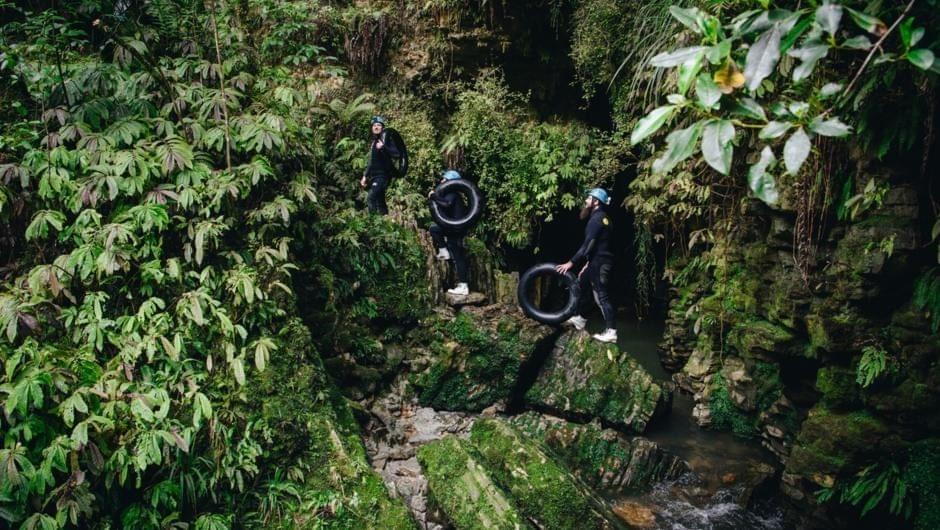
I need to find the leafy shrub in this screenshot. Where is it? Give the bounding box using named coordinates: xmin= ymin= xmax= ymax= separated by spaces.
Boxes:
xmin=445 ymin=71 xmax=623 ymax=247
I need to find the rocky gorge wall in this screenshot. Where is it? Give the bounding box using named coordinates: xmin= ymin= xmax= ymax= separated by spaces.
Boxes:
xmin=658 ymin=166 xmax=940 ymax=527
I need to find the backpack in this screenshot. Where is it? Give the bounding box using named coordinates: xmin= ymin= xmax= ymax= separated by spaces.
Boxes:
xmin=382 ymin=128 xmax=409 ymax=179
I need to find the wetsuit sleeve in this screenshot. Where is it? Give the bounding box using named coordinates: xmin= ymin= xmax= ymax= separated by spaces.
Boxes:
xmin=431 ymin=191 xmax=456 ymax=208
xmin=570 ymin=216 xmax=602 ymax=267
xmin=363 ymin=141 xmax=374 ymax=177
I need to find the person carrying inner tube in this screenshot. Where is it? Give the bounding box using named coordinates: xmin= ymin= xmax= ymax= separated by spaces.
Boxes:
xmin=360 ymin=116 xmax=401 ymax=215
xmin=555 ymin=188 xmax=617 ymax=343
xmin=429 ymin=170 xmax=470 ymax=296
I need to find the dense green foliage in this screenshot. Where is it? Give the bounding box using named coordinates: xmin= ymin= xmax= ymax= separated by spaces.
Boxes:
xmin=1 ymin=0 xmax=938 ymax=527
xmin=0 ymin=0 xmax=425 ymax=526
xmin=444 ymin=72 xmax=623 ymax=247
xmin=630 ymin=1 xmax=938 ymax=205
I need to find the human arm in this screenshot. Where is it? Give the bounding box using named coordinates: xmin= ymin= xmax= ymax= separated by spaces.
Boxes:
xmin=569 ymin=216 xmax=602 ymax=268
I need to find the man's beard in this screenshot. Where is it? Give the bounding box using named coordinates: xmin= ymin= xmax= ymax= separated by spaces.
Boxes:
xmin=579 ymin=206 xmax=593 ymax=220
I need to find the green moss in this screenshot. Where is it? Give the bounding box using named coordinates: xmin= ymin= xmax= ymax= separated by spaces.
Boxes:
xmin=242 ymin=320 xmax=416 ymax=529
xmin=417 ymin=436 xmax=533 ymax=530
xmin=414 ymin=310 xmax=540 ymax=411
xmin=708 ymin=374 xmax=758 ymax=438
xmin=906 ymin=439 xmax=940 ymax=530
xmin=524 ymin=332 xmax=666 ymax=433
xmin=469 ymin=419 xmax=619 ymax=529
xmin=816 ymin=367 xmax=861 ymax=410
xmin=728 ymin=320 xmax=797 ymax=357
xmin=754 ymin=361 xmax=785 ymax=412
xmin=508 ymin=412 xmax=684 ymax=493
xmin=787 ymin=407 xmax=895 ymax=479
xmin=805 ymin=314 xmax=833 ymax=354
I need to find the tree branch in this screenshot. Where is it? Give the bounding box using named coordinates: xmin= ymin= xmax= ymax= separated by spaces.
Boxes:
xmin=841 ymin=0 xmax=917 ymax=99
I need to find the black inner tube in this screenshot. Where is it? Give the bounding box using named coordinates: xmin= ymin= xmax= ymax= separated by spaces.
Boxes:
xmin=517 ymin=263 xmax=580 ymax=325
xmin=429 ymin=179 xmax=483 ymax=230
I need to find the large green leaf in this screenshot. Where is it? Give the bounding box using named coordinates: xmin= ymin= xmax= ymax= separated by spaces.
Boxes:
xmin=695 ymin=73 xmax=722 ymax=109
xmin=677 ymin=52 xmax=705 ymax=95
xmin=809 ymin=116 xmax=852 ymax=137
xmin=788 ymin=43 xmax=829 ymax=82
xmin=669 ymin=6 xmax=704 ymax=33
xmin=650 ymin=46 xmax=709 ymax=68
xmin=815 ymin=2 xmax=842 ymax=36
xmin=845 ymin=7 xmax=886 ymax=35
xmin=652 ymin=121 xmax=705 ymax=174
xmin=842 ymin=35 xmax=872 ymax=50
xmin=759 ymin=121 xmax=792 ymax=140
xmin=744 ymin=25 xmax=781 ymax=91
xmin=748 ymin=146 xmax=779 ymax=205
xmin=908 ymin=49 xmax=935 ymax=71
xmin=630 ymin=105 xmax=677 ymax=145
xmin=783 ymin=127 xmax=812 ymax=175
xmin=734 ymin=97 xmax=767 ymax=121
xmin=701 ymin=120 xmax=735 ymax=175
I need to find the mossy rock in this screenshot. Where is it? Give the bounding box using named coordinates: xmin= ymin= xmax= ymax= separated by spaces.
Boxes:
xmin=525 ymin=331 xmax=669 ymax=433
xmin=786 ymin=406 xmax=900 ymax=486
xmin=708 ymin=373 xmax=759 ymax=437
xmin=469 ymin=418 xmax=625 ymax=530
xmin=508 ymin=412 xmax=688 ymax=494
xmin=417 ymin=436 xmax=533 ymax=530
xmin=804 ymin=304 xmax=866 ymax=355
xmin=244 ymin=320 xmax=416 ymax=529
xmin=815 ymin=366 xmax=861 ymax=410
xmin=865 ymin=377 xmax=940 ymax=427
xmin=906 ymin=439 xmax=940 ymax=530
xmin=727 ymin=319 xmax=798 ymax=357
xmin=414 ymin=305 xmax=554 ymax=412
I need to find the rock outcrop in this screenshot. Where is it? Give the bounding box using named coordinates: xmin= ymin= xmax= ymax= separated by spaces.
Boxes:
xmin=508 ymin=412 xmax=689 ymax=493
xmin=525 ymin=331 xmax=671 ymax=433
xmin=417 ymin=436 xmax=533 ymax=530
xmin=413 ymin=304 xmax=555 ymax=412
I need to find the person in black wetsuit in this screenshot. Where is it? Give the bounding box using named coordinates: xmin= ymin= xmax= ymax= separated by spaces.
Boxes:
xmin=428 ymin=170 xmax=470 ymax=296
xmin=555 ymin=188 xmax=617 ymax=343
xmin=360 ymin=116 xmax=401 ymax=215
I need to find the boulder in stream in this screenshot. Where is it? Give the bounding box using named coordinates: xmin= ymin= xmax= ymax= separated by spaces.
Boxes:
xmin=469 ymin=418 xmax=625 ymax=529
xmin=417 ymin=435 xmax=533 ymax=530
xmin=525 ymin=331 xmax=671 ymax=433
xmin=413 ymin=304 xmax=554 ymax=412
xmin=508 ymin=412 xmax=689 ymax=494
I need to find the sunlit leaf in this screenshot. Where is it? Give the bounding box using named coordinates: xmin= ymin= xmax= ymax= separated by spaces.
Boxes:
xmin=748 ymin=146 xmax=779 ymax=205
xmin=630 ymin=105 xmax=677 ymax=145
xmin=701 ymin=120 xmax=735 ymax=175
xmin=744 ymin=25 xmax=781 ymax=91
xmin=783 ymin=127 xmax=812 ymax=175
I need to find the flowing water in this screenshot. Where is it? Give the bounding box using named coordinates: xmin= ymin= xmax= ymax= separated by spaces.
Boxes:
xmin=611 ymin=317 xmax=790 ymax=530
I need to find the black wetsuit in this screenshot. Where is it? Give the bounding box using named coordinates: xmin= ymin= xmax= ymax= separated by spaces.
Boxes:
xmin=570 ymin=208 xmax=615 ymax=329
xmin=429 ymin=186 xmax=469 ymax=284
xmin=364 ymin=131 xmax=401 ymax=215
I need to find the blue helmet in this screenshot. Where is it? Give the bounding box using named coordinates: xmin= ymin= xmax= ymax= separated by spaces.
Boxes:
xmin=371 ymin=116 xmax=387 ymax=126
xmin=443 ymin=170 xmax=461 ymax=181
xmin=587 ymin=187 xmax=611 ymax=205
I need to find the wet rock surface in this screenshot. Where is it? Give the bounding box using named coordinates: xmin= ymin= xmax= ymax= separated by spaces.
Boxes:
xmin=364 ymin=388 xmax=476 ymax=530
xmin=508 ymin=411 xmax=689 ymax=494
xmin=526 ymin=331 xmax=671 ymax=433
xmin=444 ymin=291 xmax=487 ymax=306
xmin=412 ymin=304 xmax=555 ymax=412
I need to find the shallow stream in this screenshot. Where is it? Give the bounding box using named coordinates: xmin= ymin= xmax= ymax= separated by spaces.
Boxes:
xmin=612 ymin=317 xmax=788 ymax=530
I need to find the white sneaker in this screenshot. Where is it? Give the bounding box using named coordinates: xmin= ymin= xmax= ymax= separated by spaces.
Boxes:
xmin=436 ymin=248 xmax=451 ymax=260
xmin=447 ymin=283 xmax=469 ymax=296
xmin=562 ymin=315 xmax=587 ymax=330
xmin=592 ymin=328 xmax=618 ymax=343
